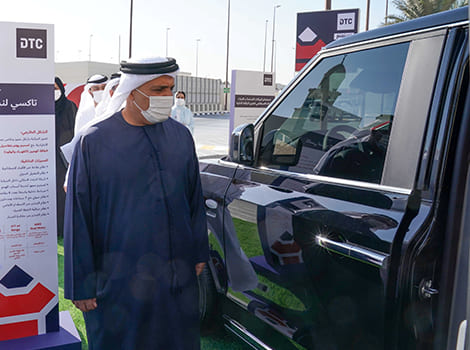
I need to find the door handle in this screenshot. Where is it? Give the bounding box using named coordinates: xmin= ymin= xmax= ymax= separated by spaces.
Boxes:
xmin=315 ymin=235 xmax=387 ymax=268
xmin=205 ymin=199 xmax=218 ymax=218
xmin=205 ymin=199 xmax=218 ymax=210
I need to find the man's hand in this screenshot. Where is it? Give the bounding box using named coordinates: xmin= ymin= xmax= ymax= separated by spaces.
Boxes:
xmin=72 ymin=298 xmax=97 ymax=312
xmin=195 ymin=262 xmax=206 ymax=276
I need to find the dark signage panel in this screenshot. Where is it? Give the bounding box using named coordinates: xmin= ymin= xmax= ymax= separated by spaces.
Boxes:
xmin=16 ymin=28 xmax=47 ymax=59
xmin=296 ymin=9 xmax=359 ymax=71
xmin=0 ymin=84 xmax=54 ymax=115
xmin=234 ymin=94 xmax=275 ymax=108
xmin=263 ymin=74 xmax=273 ymax=86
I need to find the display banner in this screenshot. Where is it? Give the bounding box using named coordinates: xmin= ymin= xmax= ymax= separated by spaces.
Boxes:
xmin=229 ymin=70 xmax=276 ymax=134
xmin=0 ymin=22 xmax=78 ymax=348
xmin=296 ymin=9 xmax=359 ymax=71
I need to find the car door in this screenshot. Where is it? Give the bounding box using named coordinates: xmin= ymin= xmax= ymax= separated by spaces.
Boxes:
xmin=220 ymin=28 xmax=448 ymax=349
xmin=441 ymin=85 xmax=470 ymax=350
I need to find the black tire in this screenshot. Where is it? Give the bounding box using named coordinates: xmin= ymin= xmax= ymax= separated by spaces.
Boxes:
xmin=198 ymin=264 xmax=221 ymax=333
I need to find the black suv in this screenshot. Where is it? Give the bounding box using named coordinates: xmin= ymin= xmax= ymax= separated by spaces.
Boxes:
xmin=198 ymin=7 xmax=470 ymax=349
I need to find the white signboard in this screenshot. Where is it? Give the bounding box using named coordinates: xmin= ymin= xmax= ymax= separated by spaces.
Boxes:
xmin=229 ymin=70 xmax=277 ymax=134
xmin=0 ymin=22 xmax=58 ymax=342
xmin=337 ymin=12 xmax=356 ymax=30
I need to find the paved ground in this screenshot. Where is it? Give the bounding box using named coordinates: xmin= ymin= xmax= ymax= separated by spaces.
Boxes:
xmin=193 ymin=113 xmax=230 ymax=159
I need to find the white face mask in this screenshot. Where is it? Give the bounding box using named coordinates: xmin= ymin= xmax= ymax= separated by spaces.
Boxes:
xmin=134 ymin=89 xmax=173 ymax=124
xmin=175 ymin=98 xmax=185 ymax=107
xmin=92 ymin=90 xmax=104 ymax=104
xmin=54 ymin=90 xmax=62 ymax=101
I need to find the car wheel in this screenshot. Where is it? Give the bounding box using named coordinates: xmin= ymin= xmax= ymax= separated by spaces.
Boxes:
xmin=198 ymin=264 xmax=221 ymax=332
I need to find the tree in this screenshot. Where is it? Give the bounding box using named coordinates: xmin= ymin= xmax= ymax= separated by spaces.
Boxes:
xmin=385 ymin=0 xmax=468 ymax=24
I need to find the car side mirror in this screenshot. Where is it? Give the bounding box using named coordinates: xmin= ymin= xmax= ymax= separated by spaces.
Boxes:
xmin=229 ymin=123 xmax=254 ymax=165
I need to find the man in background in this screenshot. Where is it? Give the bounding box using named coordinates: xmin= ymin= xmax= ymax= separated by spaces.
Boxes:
xmin=73 ymin=74 xmax=108 ymax=134
xmin=94 ymin=73 xmax=120 ymax=118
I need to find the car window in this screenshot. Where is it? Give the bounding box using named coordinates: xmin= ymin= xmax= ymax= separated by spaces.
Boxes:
xmin=258 ymin=42 xmax=410 ymax=184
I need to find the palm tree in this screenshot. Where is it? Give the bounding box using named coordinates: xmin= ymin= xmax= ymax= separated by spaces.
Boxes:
xmin=385 ymin=0 xmax=468 ymax=24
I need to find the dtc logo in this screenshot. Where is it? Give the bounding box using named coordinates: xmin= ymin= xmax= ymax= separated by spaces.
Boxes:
xmin=16 ymin=28 xmax=47 ymax=59
xmin=337 ymin=13 xmax=356 ymax=31
xmin=20 ymin=37 xmax=44 ymax=50
xmin=263 ymin=74 xmax=273 ymax=86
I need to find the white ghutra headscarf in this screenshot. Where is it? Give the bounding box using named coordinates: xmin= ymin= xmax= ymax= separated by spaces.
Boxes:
xmin=73 ymin=74 xmax=108 ymax=134
xmin=60 ymin=57 xmax=179 ymax=163
xmin=94 ymin=76 xmax=121 ymax=119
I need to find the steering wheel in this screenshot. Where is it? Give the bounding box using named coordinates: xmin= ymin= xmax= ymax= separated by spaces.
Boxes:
xmin=322 ymin=125 xmax=357 ymax=151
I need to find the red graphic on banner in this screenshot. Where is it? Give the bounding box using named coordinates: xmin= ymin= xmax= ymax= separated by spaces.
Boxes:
xmin=0 ymin=283 xmax=55 ymax=317
xmin=64 ymin=84 xmax=84 ymax=108
xmin=295 ymin=40 xmax=326 ymax=71
xmin=296 ymin=40 xmax=326 ymax=59
xmin=0 ymin=320 xmax=38 ymax=341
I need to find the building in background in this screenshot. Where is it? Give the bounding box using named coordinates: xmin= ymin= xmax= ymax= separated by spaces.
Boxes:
xmin=55 ymin=61 xmax=229 ymax=114
xmin=55 ymin=61 xmax=120 ymax=84
xmin=174 ymin=72 xmax=228 ymax=114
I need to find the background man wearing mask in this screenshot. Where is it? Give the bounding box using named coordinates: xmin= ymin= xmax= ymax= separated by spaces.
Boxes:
xmin=94 ymin=73 xmax=120 ymax=119
xmin=171 ymin=90 xmax=194 ymax=134
xmin=54 ymin=77 xmax=77 ymax=236
xmin=73 ymin=74 xmax=108 ymax=134
xmin=64 ymin=57 xmax=208 ymax=350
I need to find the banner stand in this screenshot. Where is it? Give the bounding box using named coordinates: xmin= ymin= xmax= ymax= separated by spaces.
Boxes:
xmin=0 ymin=311 xmax=80 ymax=350
xmin=229 ymin=70 xmax=276 ymax=134
xmin=0 ymin=22 xmax=81 ymax=349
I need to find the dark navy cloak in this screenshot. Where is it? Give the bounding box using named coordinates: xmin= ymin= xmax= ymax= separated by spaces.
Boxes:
xmin=55 ymin=77 xmax=77 ymax=236
xmin=63 ymin=111 xmax=209 ymax=350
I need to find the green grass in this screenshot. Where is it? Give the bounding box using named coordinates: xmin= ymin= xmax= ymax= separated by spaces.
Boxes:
xmin=57 ymin=237 xmax=88 ymax=349
xmin=231 ymin=219 xmax=309 ymax=312
xmin=232 ymin=218 xmax=264 ymax=258
xmin=57 ymin=237 xmax=246 ymax=349
xmin=210 ymin=218 xmax=309 ymax=311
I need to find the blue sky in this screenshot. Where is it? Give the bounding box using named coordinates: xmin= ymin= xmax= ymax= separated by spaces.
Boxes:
xmin=1 ymin=0 xmax=397 ymax=84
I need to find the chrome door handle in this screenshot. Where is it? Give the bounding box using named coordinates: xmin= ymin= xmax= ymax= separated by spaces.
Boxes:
xmin=315 ymin=235 xmax=387 ymax=268
xmin=205 ymin=199 xmax=218 ymax=210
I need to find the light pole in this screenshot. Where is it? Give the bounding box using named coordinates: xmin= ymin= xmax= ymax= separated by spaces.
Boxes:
xmin=195 ymin=39 xmax=201 ymax=77
xmin=263 ymin=19 xmax=268 ymax=72
xmin=366 ymin=0 xmax=371 ymax=30
xmin=89 ymin=34 xmax=93 ymax=61
xmin=166 ymin=27 xmax=170 ymax=57
xmin=325 ymin=0 xmax=331 ymax=10
xmin=385 ymin=0 xmax=389 ymax=24
xmin=118 ymin=35 xmax=121 ymax=63
xmin=224 ymin=0 xmax=230 ymax=111
xmin=129 ymin=0 xmax=133 ymax=58
xmin=271 ymin=5 xmax=281 ymax=74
